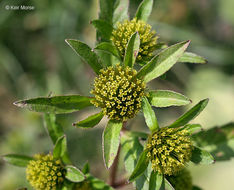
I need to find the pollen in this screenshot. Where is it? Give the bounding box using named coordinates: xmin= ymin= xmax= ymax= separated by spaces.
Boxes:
xmin=26 ymin=154 xmax=65 ymax=190
xmin=166 ymin=169 xmax=193 ymax=190
xmin=90 ymin=64 xmax=145 ymax=121
xmin=146 ymin=127 xmax=193 ymax=175
xmin=111 ymin=18 xmax=158 ymax=62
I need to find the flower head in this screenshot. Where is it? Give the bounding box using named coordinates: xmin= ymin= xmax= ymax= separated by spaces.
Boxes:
xmin=26 ymin=154 xmax=65 ymax=190
xmin=167 ymin=169 xmax=193 ymax=190
xmin=111 ymin=18 xmax=158 ymax=62
xmin=90 ymin=64 xmax=145 ymax=121
xmin=146 ymin=127 xmax=193 ymax=175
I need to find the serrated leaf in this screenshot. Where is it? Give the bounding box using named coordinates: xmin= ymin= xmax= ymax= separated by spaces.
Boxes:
xmin=148 ymin=90 xmax=191 ymax=108
xmin=73 ymin=112 xmax=104 ymax=128
xmin=142 ymin=96 xmax=158 ymax=132
xmin=137 ymin=41 xmax=190 ymax=83
xmin=183 ymin=124 xmax=202 ymax=134
xmin=44 ymin=114 xmax=64 ymax=144
xmin=179 ymin=52 xmax=207 ymax=64
xmin=149 ymin=171 xmax=163 ymax=190
xmin=168 ymin=99 xmax=209 ymax=128
xmin=191 ymin=146 xmax=214 ymax=165
xmin=135 ymin=0 xmax=153 ymax=22
xmin=103 ymin=120 xmax=122 ymax=168
xmin=123 ymin=32 xmax=140 ymax=67
xmin=2 ymin=154 xmax=33 ymax=167
xmin=65 ymin=165 xmax=85 ymax=182
xmin=129 ymin=149 xmax=149 ymax=182
xmin=113 ymin=0 xmax=129 ymax=26
xmin=65 ymin=39 xmax=103 ymax=74
xmin=121 ymin=132 xmax=151 ymax=189
xmin=14 ymin=95 xmax=93 ymax=114
xmin=192 ymin=123 xmax=234 ymax=161
xmin=91 ymin=20 xmax=113 ymax=40
xmin=95 ymin=42 xmax=120 ymax=59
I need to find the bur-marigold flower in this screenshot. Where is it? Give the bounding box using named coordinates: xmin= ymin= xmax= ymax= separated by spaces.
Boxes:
xmin=90 ymin=64 xmax=145 ymax=121
xmin=146 ymin=127 xmax=193 ymax=175
xmin=167 ymin=169 xmax=193 ymax=190
xmin=26 ymin=154 xmax=65 ymax=190
xmin=111 ymin=18 xmax=158 ymax=62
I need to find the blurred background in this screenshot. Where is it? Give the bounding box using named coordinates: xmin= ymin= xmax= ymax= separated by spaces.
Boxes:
xmin=0 ymin=0 xmax=233 ymax=189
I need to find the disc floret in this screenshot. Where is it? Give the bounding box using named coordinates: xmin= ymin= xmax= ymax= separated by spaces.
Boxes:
xmin=26 ymin=154 xmax=65 ymax=190
xmin=111 ymin=18 xmax=158 ymax=62
xmin=90 ymin=64 xmax=145 ymax=121
xmin=146 ymin=127 xmax=193 ymax=175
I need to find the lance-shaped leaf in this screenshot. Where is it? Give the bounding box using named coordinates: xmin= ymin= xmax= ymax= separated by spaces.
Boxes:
xmin=123 ymin=32 xmax=140 ymax=67
xmin=183 ymin=124 xmax=202 ymax=134
xmin=149 ymin=171 xmax=163 ymax=190
xmin=191 ymin=146 xmax=214 ymax=165
xmin=73 ymin=112 xmax=104 ymax=128
xmin=53 ymin=135 xmax=71 ymax=164
xmin=65 ymin=39 xmax=103 ymax=74
xmin=113 ymin=0 xmax=129 ymax=26
xmin=142 ymin=96 xmax=158 ymax=132
xmin=82 ymin=162 xmax=90 ymax=174
xmin=165 ymin=179 xmax=175 ymax=190
xmin=65 ymin=165 xmax=85 ymax=182
xmin=14 ymin=95 xmax=93 ymax=114
xmin=148 ymin=90 xmax=191 ymax=108
xmin=91 ymin=20 xmax=113 ymax=40
xmin=95 ymin=42 xmax=120 ymax=59
xmin=103 ymin=120 xmax=122 ymax=168
xmin=135 ymin=0 xmax=153 ymax=22
xmin=129 ymin=149 xmax=149 ymax=182
xmin=2 ymin=154 xmax=33 ymax=167
xmin=169 ymin=99 xmax=209 ymax=128
xmin=121 ymin=132 xmax=151 ymax=189
xmin=137 ymin=41 xmax=190 ymax=83
xmin=44 ymin=114 xmax=64 ymax=144
xmin=99 ymin=0 xmax=115 ymax=24
xmin=179 ymin=52 xmax=207 ymax=64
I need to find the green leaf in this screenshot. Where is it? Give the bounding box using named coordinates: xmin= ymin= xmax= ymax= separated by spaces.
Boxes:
xmin=95 ymin=42 xmax=120 ymax=59
xmin=128 ymin=131 xmax=149 ymax=139
xmin=129 ymin=149 xmax=149 ymax=182
xmin=99 ymin=0 xmax=115 ymax=24
xmin=73 ymin=112 xmax=104 ymax=128
xmin=65 ymin=165 xmax=85 ymax=182
xmin=86 ymin=174 xmax=114 ymax=190
xmin=148 ymin=90 xmax=191 ymax=108
xmin=191 ymin=146 xmax=214 ymax=165
xmin=103 ymin=120 xmax=122 ymax=168
xmin=135 ymin=0 xmax=153 ymax=22
xmin=65 ymin=39 xmax=103 ymax=74
xmin=14 ymin=95 xmax=93 ymax=114
xmin=123 ymin=32 xmax=140 ymax=67
xmin=165 ymin=179 xmax=175 ymax=190
xmin=113 ymin=0 xmax=129 ymax=26
xmin=179 ymin=52 xmax=207 ymax=64
xmin=2 ymin=154 xmax=33 ymax=167
xmin=82 ymin=162 xmax=90 ymax=174
xmin=137 ymin=41 xmax=190 ymax=83
xmin=91 ymin=20 xmax=113 ymax=40
xmin=149 ymin=171 xmax=163 ymax=190
xmin=192 ymin=123 xmax=234 ymax=161
xmin=142 ymin=96 xmax=158 ymax=132
xmin=44 ymin=114 xmax=64 ymax=144
xmin=192 ymin=185 xmax=203 ymax=190
xmin=169 ymin=99 xmax=209 ymax=128
xmin=183 ymin=124 xmax=202 ymax=134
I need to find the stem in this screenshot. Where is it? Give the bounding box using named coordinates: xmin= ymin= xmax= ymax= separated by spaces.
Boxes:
xmin=110 ymin=121 xmax=127 ymax=187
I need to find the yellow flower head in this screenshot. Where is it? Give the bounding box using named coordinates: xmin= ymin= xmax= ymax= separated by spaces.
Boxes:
xmin=90 ymin=64 xmax=145 ymax=121
xmin=26 ymin=154 xmax=65 ymax=190
xmin=111 ymin=18 xmax=158 ymax=62
xmin=167 ymin=169 xmax=193 ymax=190
xmin=146 ymin=127 xmax=193 ymax=175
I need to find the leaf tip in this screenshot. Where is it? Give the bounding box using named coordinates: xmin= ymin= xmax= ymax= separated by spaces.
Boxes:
xmin=13 ymin=100 xmax=26 ymax=108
